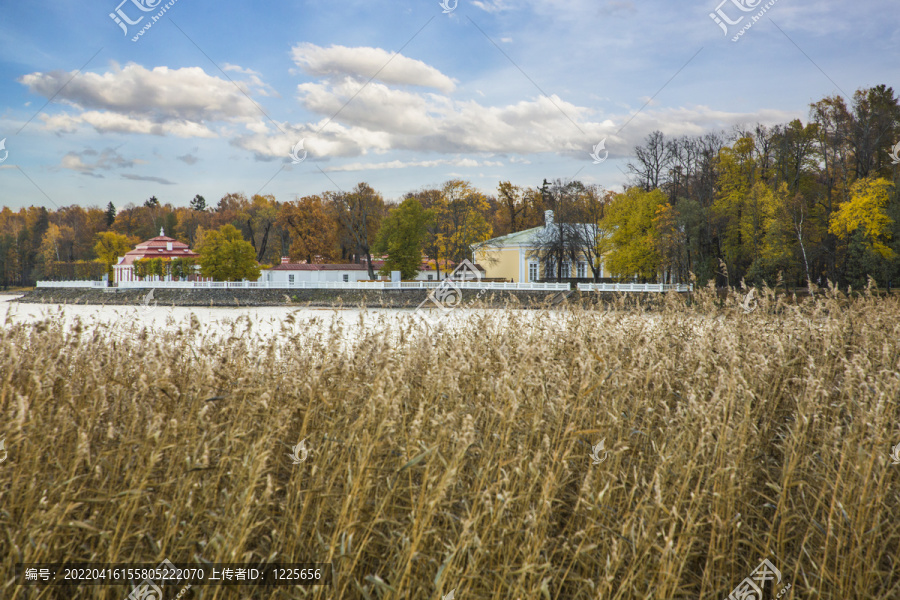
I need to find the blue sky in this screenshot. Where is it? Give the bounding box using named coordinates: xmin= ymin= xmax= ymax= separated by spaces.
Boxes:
xmin=0 ymin=0 xmax=897 ymax=210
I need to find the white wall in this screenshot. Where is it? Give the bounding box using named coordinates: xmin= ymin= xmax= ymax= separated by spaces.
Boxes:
xmin=261 ymin=269 xmax=371 ymax=284
xmin=414 ymin=270 xmax=441 ymax=281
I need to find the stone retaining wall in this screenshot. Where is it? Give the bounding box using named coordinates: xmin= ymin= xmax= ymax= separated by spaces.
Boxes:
xmin=15 ymin=287 xmax=685 ymax=309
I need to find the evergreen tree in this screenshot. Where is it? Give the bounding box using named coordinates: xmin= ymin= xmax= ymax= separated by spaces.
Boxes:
xmin=105 ymin=202 xmax=116 ymax=227
xmin=190 ymin=194 xmax=207 ymax=212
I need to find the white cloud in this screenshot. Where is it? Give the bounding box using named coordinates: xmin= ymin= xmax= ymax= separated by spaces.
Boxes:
xmin=19 ymin=63 xmax=267 ymax=136
xmin=17 ymin=50 xmax=800 ymax=169
xmin=41 ymin=111 xmax=217 ymax=138
xmin=296 ymin=79 xmax=443 ymax=136
xmin=223 ymin=63 xmax=261 ymax=76
xmin=232 ymin=63 xmax=797 ymax=163
xmin=291 ymin=43 xmax=457 ymax=93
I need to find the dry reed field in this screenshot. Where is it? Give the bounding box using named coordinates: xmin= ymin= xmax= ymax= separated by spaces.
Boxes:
xmin=1 ymin=285 xmax=899 ymax=600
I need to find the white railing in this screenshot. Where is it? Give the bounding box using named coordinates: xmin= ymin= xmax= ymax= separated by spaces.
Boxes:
xmin=577 ymin=283 xmax=693 ymax=293
xmin=36 ymin=280 xmax=107 ymax=289
xmin=111 ymin=280 xmax=573 ymax=291
xmin=35 ymin=279 xmax=690 ymax=293
xmin=34 ymin=279 xmax=690 ymax=293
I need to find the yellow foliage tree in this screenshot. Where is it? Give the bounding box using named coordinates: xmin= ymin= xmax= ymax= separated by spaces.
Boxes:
xmin=94 ymin=231 xmax=136 ymax=278
xmin=829 ymin=178 xmax=896 ymax=259
xmin=434 ymin=180 xmax=492 ymax=264
xmin=603 ymin=188 xmax=666 ymax=280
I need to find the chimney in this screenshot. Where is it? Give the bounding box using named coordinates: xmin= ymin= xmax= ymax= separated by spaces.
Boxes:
xmin=545 ymin=210 xmax=554 ymax=227
xmin=281 ymin=256 xmax=290 ymax=264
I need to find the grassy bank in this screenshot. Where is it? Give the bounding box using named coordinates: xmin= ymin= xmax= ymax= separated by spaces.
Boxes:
xmin=1 ymin=286 xmax=898 ymax=599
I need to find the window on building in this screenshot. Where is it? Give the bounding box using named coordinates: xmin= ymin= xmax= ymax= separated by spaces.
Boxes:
xmin=560 ymin=262 xmax=570 ymax=279
xmin=343 ymin=274 xmax=349 ymax=282
xmin=427 ymin=274 xmax=433 ymax=280
xmin=288 ymin=274 xmax=295 ymax=284
xmin=529 ymin=262 xmax=539 ymax=282
xmin=577 ymin=261 xmax=587 ymax=278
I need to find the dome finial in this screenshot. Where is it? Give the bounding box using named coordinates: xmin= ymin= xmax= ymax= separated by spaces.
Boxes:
xmin=160 ymin=227 xmax=165 ymax=237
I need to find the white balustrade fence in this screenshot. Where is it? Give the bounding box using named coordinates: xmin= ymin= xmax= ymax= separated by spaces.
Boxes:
xmin=36 ymin=280 xmax=107 ymax=289
xmin=35 ymin=280 xmax=691 ymax=293
xmin=111 ymin=279 xmax=572 ymax=291
xmin=577 ymin=283 xmax=693 ymax=293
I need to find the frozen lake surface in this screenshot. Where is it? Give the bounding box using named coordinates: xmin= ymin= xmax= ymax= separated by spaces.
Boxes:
xmin=0 ymin=294 xmax=582 ymax=343
xmin=0 ymin=294 xmax=684 ymax=355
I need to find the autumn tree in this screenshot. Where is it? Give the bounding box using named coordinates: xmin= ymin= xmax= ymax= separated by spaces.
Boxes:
xmin=603 ymin=188 xmax=666 ymax=280
xmin=653 ymin=203 xmax=686 ymax=284
xmin=830 ymin=177 xmax=897 ymax=286
xmin=173 ymin=206 xmax=204 ymax=247
xmin=434 ymin=179 xmax=492 ymax=265
xmin=242 ymin=194 xmax=280 ymax=262
xmin=280 ymin=195 xmax=337 ymax=264
xmin=94 ymin=231 xmax=135 ymax=279
xmin=194 ymin=224 xmax=261 ymax=282
xmin=39 ymin=223 xmax=64 ymax=265
xmin=331 ymin=183 xmax=385 ymax=279
xmin=404 ymin=188 xmax=445 ymax=277
xmin=373 ymin=197 xmax=429 ymax=280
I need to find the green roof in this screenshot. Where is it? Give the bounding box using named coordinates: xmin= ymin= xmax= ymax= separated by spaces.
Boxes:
xmin=475 ymin=226 xmax=543 ymax=249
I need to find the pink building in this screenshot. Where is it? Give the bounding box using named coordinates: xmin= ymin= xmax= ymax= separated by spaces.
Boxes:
xmin=113 ymin=228 xmax=208 ymax=283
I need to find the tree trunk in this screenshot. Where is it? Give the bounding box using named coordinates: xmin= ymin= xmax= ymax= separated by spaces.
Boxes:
xmin=366 ymin=250 xmax=375 ymax=280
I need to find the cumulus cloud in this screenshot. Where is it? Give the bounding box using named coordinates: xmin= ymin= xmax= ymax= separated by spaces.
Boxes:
xmin=18 ymin=51 xmax=797 ymax=169
xmin=291 ymin=43 xmax=457 ymax=93
xmin=235 ymin=78 xmax=796 ymax=164
xmin=20 ymin=63 xmax=268 ymax=136
xmin=20 ymin=63 xmax=262 ymax=120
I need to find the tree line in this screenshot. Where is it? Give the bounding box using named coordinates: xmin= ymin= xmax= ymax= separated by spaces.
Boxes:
xmin=1 ymin=85 xmax=897 ymax=288
xmin=614 ymin=84 xmax=900 ymax=288
xmin=506 ymin=84 xmax=900 ymax=289
xmin=0 ymin=180 xmax=497 ymax=286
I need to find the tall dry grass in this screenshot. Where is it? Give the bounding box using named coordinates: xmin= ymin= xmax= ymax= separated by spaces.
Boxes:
xmin=1 ymin=284 xmax=899 ymax=599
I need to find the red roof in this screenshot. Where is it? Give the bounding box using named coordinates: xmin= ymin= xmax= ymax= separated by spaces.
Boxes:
xmin=116 ymin=228 xmax=198 ymax=266
xmin=271 ymin=260 xmax=477 ymax=273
